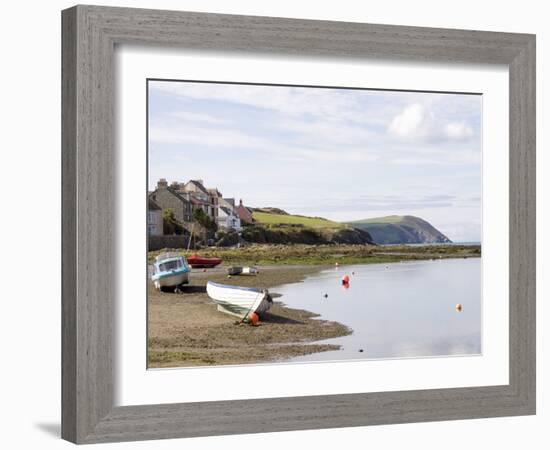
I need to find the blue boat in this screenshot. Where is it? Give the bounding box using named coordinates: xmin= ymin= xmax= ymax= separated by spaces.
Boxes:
xmin=151 ymin=253 xmax=190 ymax=292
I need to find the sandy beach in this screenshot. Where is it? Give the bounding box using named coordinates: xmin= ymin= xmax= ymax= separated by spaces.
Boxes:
xmin=148 ymin=264 xmax=352 ymax=368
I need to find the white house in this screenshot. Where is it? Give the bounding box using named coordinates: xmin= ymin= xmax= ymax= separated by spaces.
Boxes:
xmin=217 ymin=206 xmax=241 ymax=231
xmin=147 ymin=198 xmax=163 ymax=236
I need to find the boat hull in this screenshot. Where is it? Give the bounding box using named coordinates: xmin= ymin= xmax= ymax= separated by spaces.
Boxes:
xmin=187 ymin=256 xmax=222 ymax=268
xmin=227 ymin=266 xmax=259 ymax=276
xmin=206 ymin=281 xmax=272 ymax=320
xmin=152 ymin=271 xmax=189 ymax=289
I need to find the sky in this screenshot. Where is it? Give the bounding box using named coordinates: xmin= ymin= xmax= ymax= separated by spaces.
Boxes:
xmin=148 ymin=80 xmax=482 ymax=242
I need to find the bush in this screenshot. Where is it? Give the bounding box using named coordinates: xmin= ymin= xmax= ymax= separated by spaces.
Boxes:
xmin=192 ymin=208 xmax=217 ymax=231
xmin=163 ymin=208 xmax=185 ymax=235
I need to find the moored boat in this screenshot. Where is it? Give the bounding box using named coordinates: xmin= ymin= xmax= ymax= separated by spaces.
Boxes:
xmin=206 ymin=281 xmax=272 ymax=320
xmin=151 ymin=253 xmax=190 ymax=291
xmin=227 ymin=266 xmax=259 ymax=276
xmin=187 ymin=254 xmax=222 ymax=268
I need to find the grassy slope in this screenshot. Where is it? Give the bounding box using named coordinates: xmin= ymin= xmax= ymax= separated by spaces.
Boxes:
xmin=253 ymin=211 xmax=344 ymax=229
xmin=350 ymin=215 xmax=407 ymax=225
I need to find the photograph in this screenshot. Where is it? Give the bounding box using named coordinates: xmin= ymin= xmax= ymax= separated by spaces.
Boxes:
xmin=146 ymin=79 xmax=482 ymax=369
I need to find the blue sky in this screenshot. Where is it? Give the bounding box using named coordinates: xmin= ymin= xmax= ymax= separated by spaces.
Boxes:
xmin=148 ymin=80 xmax=481 ymax=242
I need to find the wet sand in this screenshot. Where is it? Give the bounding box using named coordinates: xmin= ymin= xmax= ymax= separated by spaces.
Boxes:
xmin=148 ymin=265 xmax=352 ymax=368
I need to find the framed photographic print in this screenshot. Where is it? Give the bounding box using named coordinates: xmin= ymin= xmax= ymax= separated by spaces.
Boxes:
xmin=62 ymin=5 xmax=536 ymax=444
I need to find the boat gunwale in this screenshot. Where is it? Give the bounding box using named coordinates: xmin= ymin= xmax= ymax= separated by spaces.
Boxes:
xmin=207 ymin=281 xmax=265 ymax=293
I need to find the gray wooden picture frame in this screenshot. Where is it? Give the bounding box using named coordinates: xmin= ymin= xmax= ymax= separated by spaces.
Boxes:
xmin=61 ymin=5 xmax=536 ymax=444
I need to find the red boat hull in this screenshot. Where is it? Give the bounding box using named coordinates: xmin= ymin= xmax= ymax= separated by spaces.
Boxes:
xmin=187 ymin=256 xmax=222 ymax=268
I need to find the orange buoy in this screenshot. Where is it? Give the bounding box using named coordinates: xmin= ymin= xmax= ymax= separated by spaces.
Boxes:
xmin=342 ymin=275 xmax=350 ymax=285
xmin=455 ymin=303 xmax=463 ymax=312
xmin=248 ymin=312 xmax=260 ymax=326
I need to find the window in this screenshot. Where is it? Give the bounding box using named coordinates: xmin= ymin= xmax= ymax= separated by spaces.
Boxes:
xmin=159 ymin=259 xmax=182 ymax=272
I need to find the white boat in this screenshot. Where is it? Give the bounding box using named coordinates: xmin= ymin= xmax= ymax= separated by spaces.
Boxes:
xmin=151 ymin=253 xmax=190 ymax=291
xmin=206 ymin=281 xmax=273 ymax=320
xmin=227 ymin=266 xmax=259 ymax=276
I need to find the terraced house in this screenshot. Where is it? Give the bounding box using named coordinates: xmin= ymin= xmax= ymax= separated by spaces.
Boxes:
xmin=149 ymin=178 xmax=192 ymax=224
xmin=150 ymin=178 xmax=248 ymax=233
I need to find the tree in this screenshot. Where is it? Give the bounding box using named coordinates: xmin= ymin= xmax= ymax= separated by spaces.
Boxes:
xmin=163 ymin=208 xmax=185 ymax=235
xmin=192 ymin=208 xmax=217 ymax=231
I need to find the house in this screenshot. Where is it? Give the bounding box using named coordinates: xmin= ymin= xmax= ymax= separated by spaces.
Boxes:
xmin=222 ymin=197 xmax=236 ymax=210
xmin=208 ymin=188 xmax=223 ymax=221
xmin=217 ymin=206 xmax=242 ymax=231
xmin=150 ymin=179 xmax=192 ymax=224
xmin=236 ymin=199 xmax=254 ymax=224
xmin=147 ymin=198 xmax=163 ymax=236
xmin=182 ymin=179 xmax=215 ymax=218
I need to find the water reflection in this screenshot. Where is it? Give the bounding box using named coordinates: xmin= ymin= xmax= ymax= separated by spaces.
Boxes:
xmin=274 ymin=258 xmax=481 ymax=362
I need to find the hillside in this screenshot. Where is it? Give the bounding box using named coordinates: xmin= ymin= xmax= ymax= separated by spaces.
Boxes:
xmin=252 ymin=210 xmax=344 ymax=229
xmin=247 ymin=209 xmax=375 ymax=245
xmin=346 ymin=215 xmax=452 ymax=245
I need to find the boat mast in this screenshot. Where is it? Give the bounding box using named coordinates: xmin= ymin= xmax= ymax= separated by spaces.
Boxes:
xmin=187 ymin=223 xmax=194 ymax=251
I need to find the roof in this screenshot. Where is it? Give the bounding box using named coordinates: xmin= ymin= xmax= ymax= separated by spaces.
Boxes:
xmin=190 ymin=197 xmax=205 ymax=206
xmin=187 ymin=179 xmax=209 ymax=195
xmin=148 ymin=197 xmax=162 ymax=211
xmin=219 ymin=206 xmax=233 ymax=216
xmin=152 ymin=187 xmax=191 ymax=205
xmin=208 ymin=188 xmax=222 ymax=197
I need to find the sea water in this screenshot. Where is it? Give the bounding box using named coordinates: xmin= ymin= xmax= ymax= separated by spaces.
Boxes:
xmin=274 ymin=258 xmax=481 ymax=362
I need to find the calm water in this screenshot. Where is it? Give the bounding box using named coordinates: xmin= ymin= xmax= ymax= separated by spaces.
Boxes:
xmin=274 ymin=258 xmax=481 ymax=362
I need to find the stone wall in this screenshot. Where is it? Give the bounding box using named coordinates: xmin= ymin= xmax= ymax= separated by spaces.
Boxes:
xmin=148 ymin=235 xmax=191 ymax=251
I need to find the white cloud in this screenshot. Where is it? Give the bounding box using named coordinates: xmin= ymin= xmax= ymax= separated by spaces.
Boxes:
xmin=388 ymin=103 xmax=475 ymax=142
xmin=149 ymin=124 xmax=265 ymax=149
xmin=151 ymin=81 xmax=405 ymax=126
xmin=388 ymin=103 xmax=427 ymax=138
xmin=169 ymin=110 xmax=229 ymax=124
xmin=444 ymin=122 xmax=474 ymax=139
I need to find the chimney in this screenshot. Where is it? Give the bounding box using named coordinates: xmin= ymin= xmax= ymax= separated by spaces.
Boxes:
xmin=239 ymin=199 xmax=243 ymax=206
xmin=157 ymin=178 xmax=168 ymax=189
xmin=170 ymin=181 xmax=180 ymax=190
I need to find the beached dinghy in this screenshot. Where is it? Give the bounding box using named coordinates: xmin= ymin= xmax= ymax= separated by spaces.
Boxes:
xmin=206 ymin=281 xmax=273 ymax=320
xmin=227 ymin=266 xmax=259 ymax=276
xmin=187 ymin=254 xmax=222 ymax=268
xmin=151 ymin=253 xmax=190 ymax=291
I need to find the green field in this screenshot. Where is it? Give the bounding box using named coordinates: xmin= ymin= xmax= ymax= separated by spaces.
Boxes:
xmin=352 ymin=215 xmax=406 ymax=225
xmin=252 ymin=211 xmax=344 ymax=229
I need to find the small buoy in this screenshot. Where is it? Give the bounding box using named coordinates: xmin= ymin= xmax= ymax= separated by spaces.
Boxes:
xmin=323 ymin=293 xmax=328 ymax=298
xmin=203 ymin=268 xmax=207 ymax=272
xmin=248 ymin=312 xmax=260 ymax=326
xmin=342 ymin=275 xmax=350 ymax=285
xmin=455 ymin=303 xmax=463 ymax=312
xmin=227 ymin=275 xmax=232 ymax=278
xmin=335 ymin=262 xmax=339 ymax=267
xmin=385 ymin=265 xmax=389 ymax=269
xmin=359 ymin=349 xmax=364 ymax=353
xmin=352 ymin=271 xmax=355 ymax=275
